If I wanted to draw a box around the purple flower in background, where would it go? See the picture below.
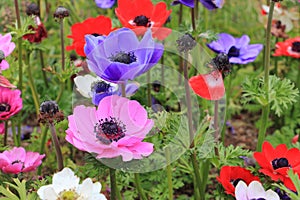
[172,0,224,10]
[207,33,263,64]
[95,0,115,9]
[84,28,164,83]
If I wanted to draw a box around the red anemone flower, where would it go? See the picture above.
[254,141,300,191]
[217,166,260,196]
[66,16,114,57]
[273,36,300,59]
[23,16,47,43]
[115,0,172,40]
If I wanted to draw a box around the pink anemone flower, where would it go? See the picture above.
[0,123,4,135]
[0,147,45,174]
[0,86,22,120]
[66,95,154,162]
[0,33,15,71]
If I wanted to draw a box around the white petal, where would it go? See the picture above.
[265,189,280,200]
[235,181,248,200]
[74,75,99,98]
[37,186,58,200]
[52,168,80,194]
[279,16,294,32]
[78,178,106,199]
[247,181,266,199]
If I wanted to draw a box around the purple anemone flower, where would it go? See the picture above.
[95,0,115,9]
[84,28,164,83]
[207,33,263,64]
[172,0,224,10]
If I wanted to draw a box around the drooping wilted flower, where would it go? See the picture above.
[66,95,154,162]
[84,28,164,83]
[37,167,107,200]
[0,147,45,174]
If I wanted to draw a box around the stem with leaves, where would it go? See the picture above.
[256,0,275,151]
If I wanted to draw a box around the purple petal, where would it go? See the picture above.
[171,0,194,8]
[95,0,115,9]
[207,33,235,53]
[235,35,250,49]
[200,0,218,10]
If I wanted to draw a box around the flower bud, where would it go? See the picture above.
[26,3,40,16]
[176,33,197,53]
[38,100,64,124]
[53,6,69,19]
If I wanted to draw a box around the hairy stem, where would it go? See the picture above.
[39,50,49,87]
[3,121,8,146]
[109,168,118,200]
[60,19,65,71]
[49,123,64,170]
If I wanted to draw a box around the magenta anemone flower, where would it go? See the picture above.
[0,147,45,174]
[207,33,263,64]
[0,33,15,71]
[0,86,22,120]
[66,95,154,162]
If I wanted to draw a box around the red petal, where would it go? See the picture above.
[189,71,225,100]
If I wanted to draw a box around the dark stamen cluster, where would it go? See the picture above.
[91,81,111,94]
[133,15,151,27]
[176,33,197,53]
[0,103,11,112]
[272,158,290,170]
[211,53,232,77]
[26,3,40,16]
[53,6,69,19]
[0,50,5,63]
[38,100,64,124]
[110,51,137,64]
[292,41,300,53]
[94,117,126,144]
[228,46,240,57]
[231,178,243,187]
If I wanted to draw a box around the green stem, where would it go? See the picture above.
[38,126,48,175]
[214,100,219,141]
[165,147,173,200]
[39,50,49,87]
[26,52,40,117]
[134,174,147,200]
[161,47,165,86]
[11,120,19,146]
[274,38,279,76]
[60,19,65,71]
[191,8,196,31]
[256,1,275,151]
[49,123,64,170]
[221,74,232,143]
[3,121,8,146]
[296,65,300,90]
[55,82,65,103]
[147,71,151,107]
[109,168,118,200]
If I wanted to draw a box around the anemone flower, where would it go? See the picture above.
[0,86,22,120]
[216,166,260,196]
[84,28,164,83]
[207,33,263,64]
[23,16,47,43]
[67,15,114,57]
[37,167,107,200]
[95,0,115,9]
[66,95,154,162]
[235,181,280,200]
[0,147,45,174]
[261,3,299,32]
[0,33,15,71]
[273,36,300,59]
[253,141,300,191]
[171,0,225,10]
[115,0,172,40]
[74,74,139,105]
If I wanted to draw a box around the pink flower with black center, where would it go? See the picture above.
[66,95,154,162]
[0,86,22,120]
[0,147,45,174]
[0,33,15,71]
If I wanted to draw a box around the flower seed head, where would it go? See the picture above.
[26,3,40,16]
[53,6,69,19]
[38,100,64,124]
[176,33,197,53]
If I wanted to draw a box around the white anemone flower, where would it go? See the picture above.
[235,181,279,200]
[37,167,107,200]
[262,3,299,32]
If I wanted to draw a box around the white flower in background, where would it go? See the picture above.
[37,167,107,200]
[235,181,280,200]
[261,3,299,32]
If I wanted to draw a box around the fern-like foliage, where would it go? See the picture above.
[242,75,299,117]
[0,179,38,200]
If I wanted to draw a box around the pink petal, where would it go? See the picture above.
[0,60,9,70]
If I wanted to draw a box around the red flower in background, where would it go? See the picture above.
[254,141,300,191]
[115,0,172,40]
[273,36,300,59]
[23,16,47,43]
[66,16,114,57]
[217,166,260,196]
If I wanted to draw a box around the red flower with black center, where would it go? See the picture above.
[115,0,172,40]
[66,16,114,57]
[217,166,260,196]
[23,16,47,43]
[254,141,300,191]
[273,36,300,59]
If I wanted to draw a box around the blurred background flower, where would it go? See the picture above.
[0,33,15,71]
[95,0,115,9]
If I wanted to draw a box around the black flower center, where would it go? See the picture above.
[110,51,137,64]
[272,158,290,170]
[228,46,240,57]
[91,81,111,94]
[94,117,126,144]
[91,33,102,37]
[291,41,300,53]
[133,15,150,27]
[250,199,266,200]
[0,50,5,63]
[0,103,11,112]
[231,178,244,187]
